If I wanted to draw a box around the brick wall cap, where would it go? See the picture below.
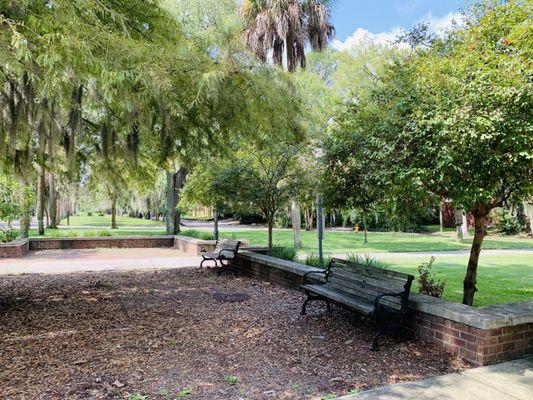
[30,235,174,242]
[238,251,322,277]
[0,238,30,247]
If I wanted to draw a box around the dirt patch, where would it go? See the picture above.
[0,268,466,399]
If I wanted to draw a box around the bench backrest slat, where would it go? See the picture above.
[325,258,414,311]
[327,275,402,306]
[330,258,411,283]
[215,240,241,252]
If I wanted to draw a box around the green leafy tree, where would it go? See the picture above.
[241,0,334,72]
[329,1,532,305]
[183,142,301,250]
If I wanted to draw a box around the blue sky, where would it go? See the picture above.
[330,0,467,49]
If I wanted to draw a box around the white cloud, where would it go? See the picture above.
[332,11,464,52]
[419,11,464,34]
[332,26,406,51]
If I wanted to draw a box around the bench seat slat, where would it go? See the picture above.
[326,283,402,310]
[327,277,402,305]
[301,284,374,314]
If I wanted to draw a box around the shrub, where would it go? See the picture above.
[97,211,105,217]
[270,246,297,262]
[0,229,18,243]
[301,252,332,269]
[223,375,238,385]
[87,211,93,216]
[83,230,112,237]
[493,208,522,235]
[346,253,391,269]
[418,257,445,298]
[46,230,79,238]
[181,229,214,240]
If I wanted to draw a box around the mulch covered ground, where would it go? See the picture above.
[0,268,466,399]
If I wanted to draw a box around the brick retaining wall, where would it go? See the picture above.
[0,235,248,258]
[234,251,533,366]
[0,239,30,258]
[29,236,175,250]
[0,236,176,257]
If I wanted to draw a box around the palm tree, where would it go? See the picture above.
[241,0,334,72]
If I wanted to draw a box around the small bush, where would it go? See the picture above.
[301,253,332,269]
[175,389,192,398]
[0,228,18,243]
[270,246,298,262]
[346,253,391,269]
[97,211,105,217]
[493,208,522,235]
[181,229,214,240]
[83,230,112,237]
[46,230,80,238]
[418,257,445,298]
[223,375,238,385]
[87,211,93,216]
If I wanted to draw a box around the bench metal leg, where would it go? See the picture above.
[372,327,384,351]
[301,293,331,315]
[200,257,217,268]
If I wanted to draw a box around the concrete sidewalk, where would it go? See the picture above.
[0,248,201,275]
[341,357,533,400]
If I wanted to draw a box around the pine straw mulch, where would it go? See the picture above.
[0,268,466,400]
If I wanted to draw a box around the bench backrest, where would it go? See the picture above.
[215,240,241,258]
[325,258,414,311]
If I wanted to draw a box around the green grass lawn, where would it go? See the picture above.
[372,253,533,307]
[61,214,164,227]
[217,228,533,253]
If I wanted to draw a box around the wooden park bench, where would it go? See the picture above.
[200,240,241,268]
[300,257,414,350]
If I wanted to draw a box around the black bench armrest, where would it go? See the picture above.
[303,270,328,285]
[373,291,407,312]
[217,241,241,259]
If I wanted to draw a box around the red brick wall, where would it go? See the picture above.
[403,311,532,366]
[29,237,174,250]
[0,239,30,258]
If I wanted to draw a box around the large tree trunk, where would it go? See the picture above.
[166,171,176,235]
[267,216,274,253]
[525,202,533,235]
[110,193,118,229]
[439,202,444,234]
[303,206,313,231]
[213,208,219,241]
[290,201,302,249]
[454,207,468,241]
[48,173,58,229]
[19,179,31,238]
[462,210,488,306]
[165,167,187,235]
[36,166,46,235]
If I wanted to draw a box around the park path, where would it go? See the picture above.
[339,356,532,400]
[0,248,201,275]
[0,247,532,276]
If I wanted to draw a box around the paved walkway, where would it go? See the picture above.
[1,247,532,276]
[340,356,533,400]
[0,248,201,275]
